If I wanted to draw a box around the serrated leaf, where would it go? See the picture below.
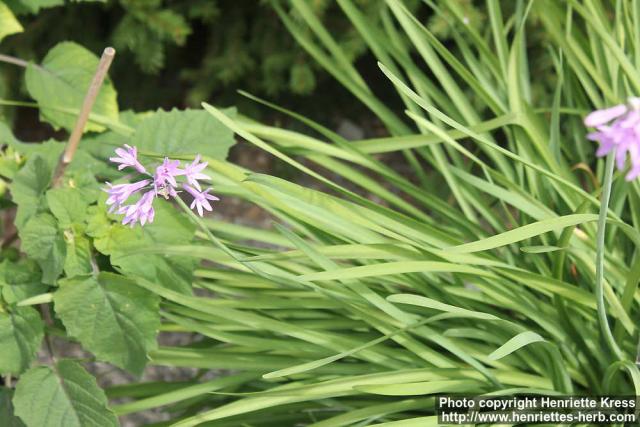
[0,388,25,427]
[54,273,160,374]
[11,154,55,230]
[46,188,90,227]
[132,108,236,160]
[12,360,118,427]
[6,134,64,158]
[20,213,65,284]
[0,1,23,42]
[62,227,93,277]
[89,197,197,295]
[62,164,102,204]
[25,42,118,132]
[0,259,46,304]
[0,306,43,374]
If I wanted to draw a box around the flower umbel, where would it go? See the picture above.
[585,97,640,181]
[104,146,218,226]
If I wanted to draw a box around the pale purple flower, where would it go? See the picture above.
[109,144,147,174]
[584,104,628,127]
[181,155,210,191]
[154,157,182,192]
[104,145,220,226]
[119,190,156,227]
[585,97,640,181]
[104,179,150,213]
[183,184,219,216]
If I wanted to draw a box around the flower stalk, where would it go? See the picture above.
[595,151,623,361]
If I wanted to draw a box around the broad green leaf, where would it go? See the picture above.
[0,388,25,427]
[20,213,65,284]
[132,107,236,161]
[54,273,160,374]
[46,188,90,227]
[0,259,46,304]
[62,227,93,277]
[61,164,101,205]
[0,149,21,180]
[12,360,118,427]
[0,2,23,42]
[5,136,64,161]
[25,42,118,131]
[488,331,545,361]
[89,199,197,295]
[0,306,43,374]
[11,153,56,230]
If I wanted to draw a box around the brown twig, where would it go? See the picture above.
[52,47,116,187]
[0,53,29,68]
[0,53,47,72]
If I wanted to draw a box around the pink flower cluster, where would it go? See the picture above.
[585,98,640,181]
[104,145,218,226]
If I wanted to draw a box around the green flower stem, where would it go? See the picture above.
[174,196,267,279]
[174,195,352,305]
[595,152,624,362]
[174,196,241,260]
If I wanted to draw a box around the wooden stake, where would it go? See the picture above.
[53,47,115,186]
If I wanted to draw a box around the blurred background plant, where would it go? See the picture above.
[0,0,388,116]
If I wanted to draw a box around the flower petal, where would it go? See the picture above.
[584,104,627,127]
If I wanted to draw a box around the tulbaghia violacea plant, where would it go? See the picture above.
[584,97,640,180]
[104,145,219,226]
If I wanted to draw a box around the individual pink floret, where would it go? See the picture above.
[104,179,151,213]
[585,98,640,181]
[183,184,219,217]
[181,155,211,191]
[109,144,147,174]
[119,190,156,227]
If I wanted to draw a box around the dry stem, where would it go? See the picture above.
[52,47,115,186]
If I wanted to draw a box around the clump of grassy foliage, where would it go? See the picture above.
[2,1,639,426]
[105,1,640,425]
